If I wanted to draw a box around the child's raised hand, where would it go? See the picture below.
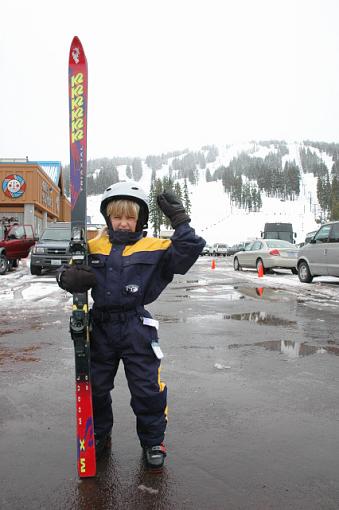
[156,191,190,228]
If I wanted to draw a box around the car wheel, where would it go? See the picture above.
[30,264,42,276]
[8,259,19,270]
[256,258,265,275]
[0,255,9,275]
[291,267,298,275]
[233,257,241,271]
[298,261,313,283]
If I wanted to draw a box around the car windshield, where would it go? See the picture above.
[265,231,292,241]
[41,228,71,241]
[218,244,227,248]
[266,240,293,248]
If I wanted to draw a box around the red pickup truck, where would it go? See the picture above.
[0,220,36,275]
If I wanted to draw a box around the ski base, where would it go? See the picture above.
[76,379,96,477]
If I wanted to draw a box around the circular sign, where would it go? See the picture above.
[2,174,26,198]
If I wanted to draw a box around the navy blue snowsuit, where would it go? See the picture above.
[87,222,205,447]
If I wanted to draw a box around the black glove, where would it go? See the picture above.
[56,264,97,293]
[157,191,190,228]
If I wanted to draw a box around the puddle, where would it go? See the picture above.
[174,279,207,289]
[235,286,295,301]
[188,285,244,301]
[223,312,297,328]
[182,345,216,350]
[229,340,339,358]
[156,313,241,324]
[0,344,41,364]
[156,315,181,323]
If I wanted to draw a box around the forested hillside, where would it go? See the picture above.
[63,140,339,225]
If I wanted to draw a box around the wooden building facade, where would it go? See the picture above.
[0,159,70,236]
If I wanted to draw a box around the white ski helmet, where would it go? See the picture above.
[100,181,149,230]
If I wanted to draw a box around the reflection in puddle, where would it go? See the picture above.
[156,312,297,325]
[156,313,219,323]
[234,286,294,301]
[223,312,297,328]
[229,340,339,358]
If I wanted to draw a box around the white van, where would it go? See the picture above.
[297,221,339,282]
[212,243,228,256]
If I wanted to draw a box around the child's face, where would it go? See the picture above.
[110,213,137,232]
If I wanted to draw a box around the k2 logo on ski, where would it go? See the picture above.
[72,47,80,64]
[71,73,85,144]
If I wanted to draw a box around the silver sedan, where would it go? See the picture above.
[233,239,299,275]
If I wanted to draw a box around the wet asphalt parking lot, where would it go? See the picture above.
[0,257,339,509]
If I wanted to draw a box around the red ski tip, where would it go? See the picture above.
[69,36,86,66]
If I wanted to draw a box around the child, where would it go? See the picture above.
[57,181,205,470]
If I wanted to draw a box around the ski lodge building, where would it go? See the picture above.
[0,159,71,236]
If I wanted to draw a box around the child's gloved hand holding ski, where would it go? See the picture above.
[156,191,190,228]
[57,264,97,293]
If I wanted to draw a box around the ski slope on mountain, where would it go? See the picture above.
[87,142,325,246]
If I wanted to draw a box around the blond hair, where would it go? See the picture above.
[94,199,140,240]
[106,199,139,219]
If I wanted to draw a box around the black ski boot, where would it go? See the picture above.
[143,443,166,470]
[95,433,111,460]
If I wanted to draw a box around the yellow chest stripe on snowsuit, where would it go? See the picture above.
[122,237,171,256]
[88,235,171,256]
[88,236,112,255]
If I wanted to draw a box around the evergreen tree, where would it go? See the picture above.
[256,188,262,210]
[183,179,191,215]
[132,158,143,181]
[205,168,213,182]
[325,174,332,211]
[317,175,331,216]
[330,176,339,220]
[206,145,219,163]
[148,178,163,236]
[126,165,132,178]
[174,182,182,201]
[162,176,174,193]
[198,152,206,169]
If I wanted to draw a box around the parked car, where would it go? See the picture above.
[233,239,299,274]
[201,244,212,256]
[297,221,339,283]
[304,230,317,244]
[30,222,71,275]
[0,218,36,275]
[229,241,253,255]
[227,244,240,256]
[212,243,228,256]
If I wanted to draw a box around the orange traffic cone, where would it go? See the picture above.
[257,261,264,278]
[256,287,264,297]
[211,259,216,270]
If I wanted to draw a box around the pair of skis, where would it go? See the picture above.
[68,36,96,477]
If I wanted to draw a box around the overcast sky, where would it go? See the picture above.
[1,0,339,165]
